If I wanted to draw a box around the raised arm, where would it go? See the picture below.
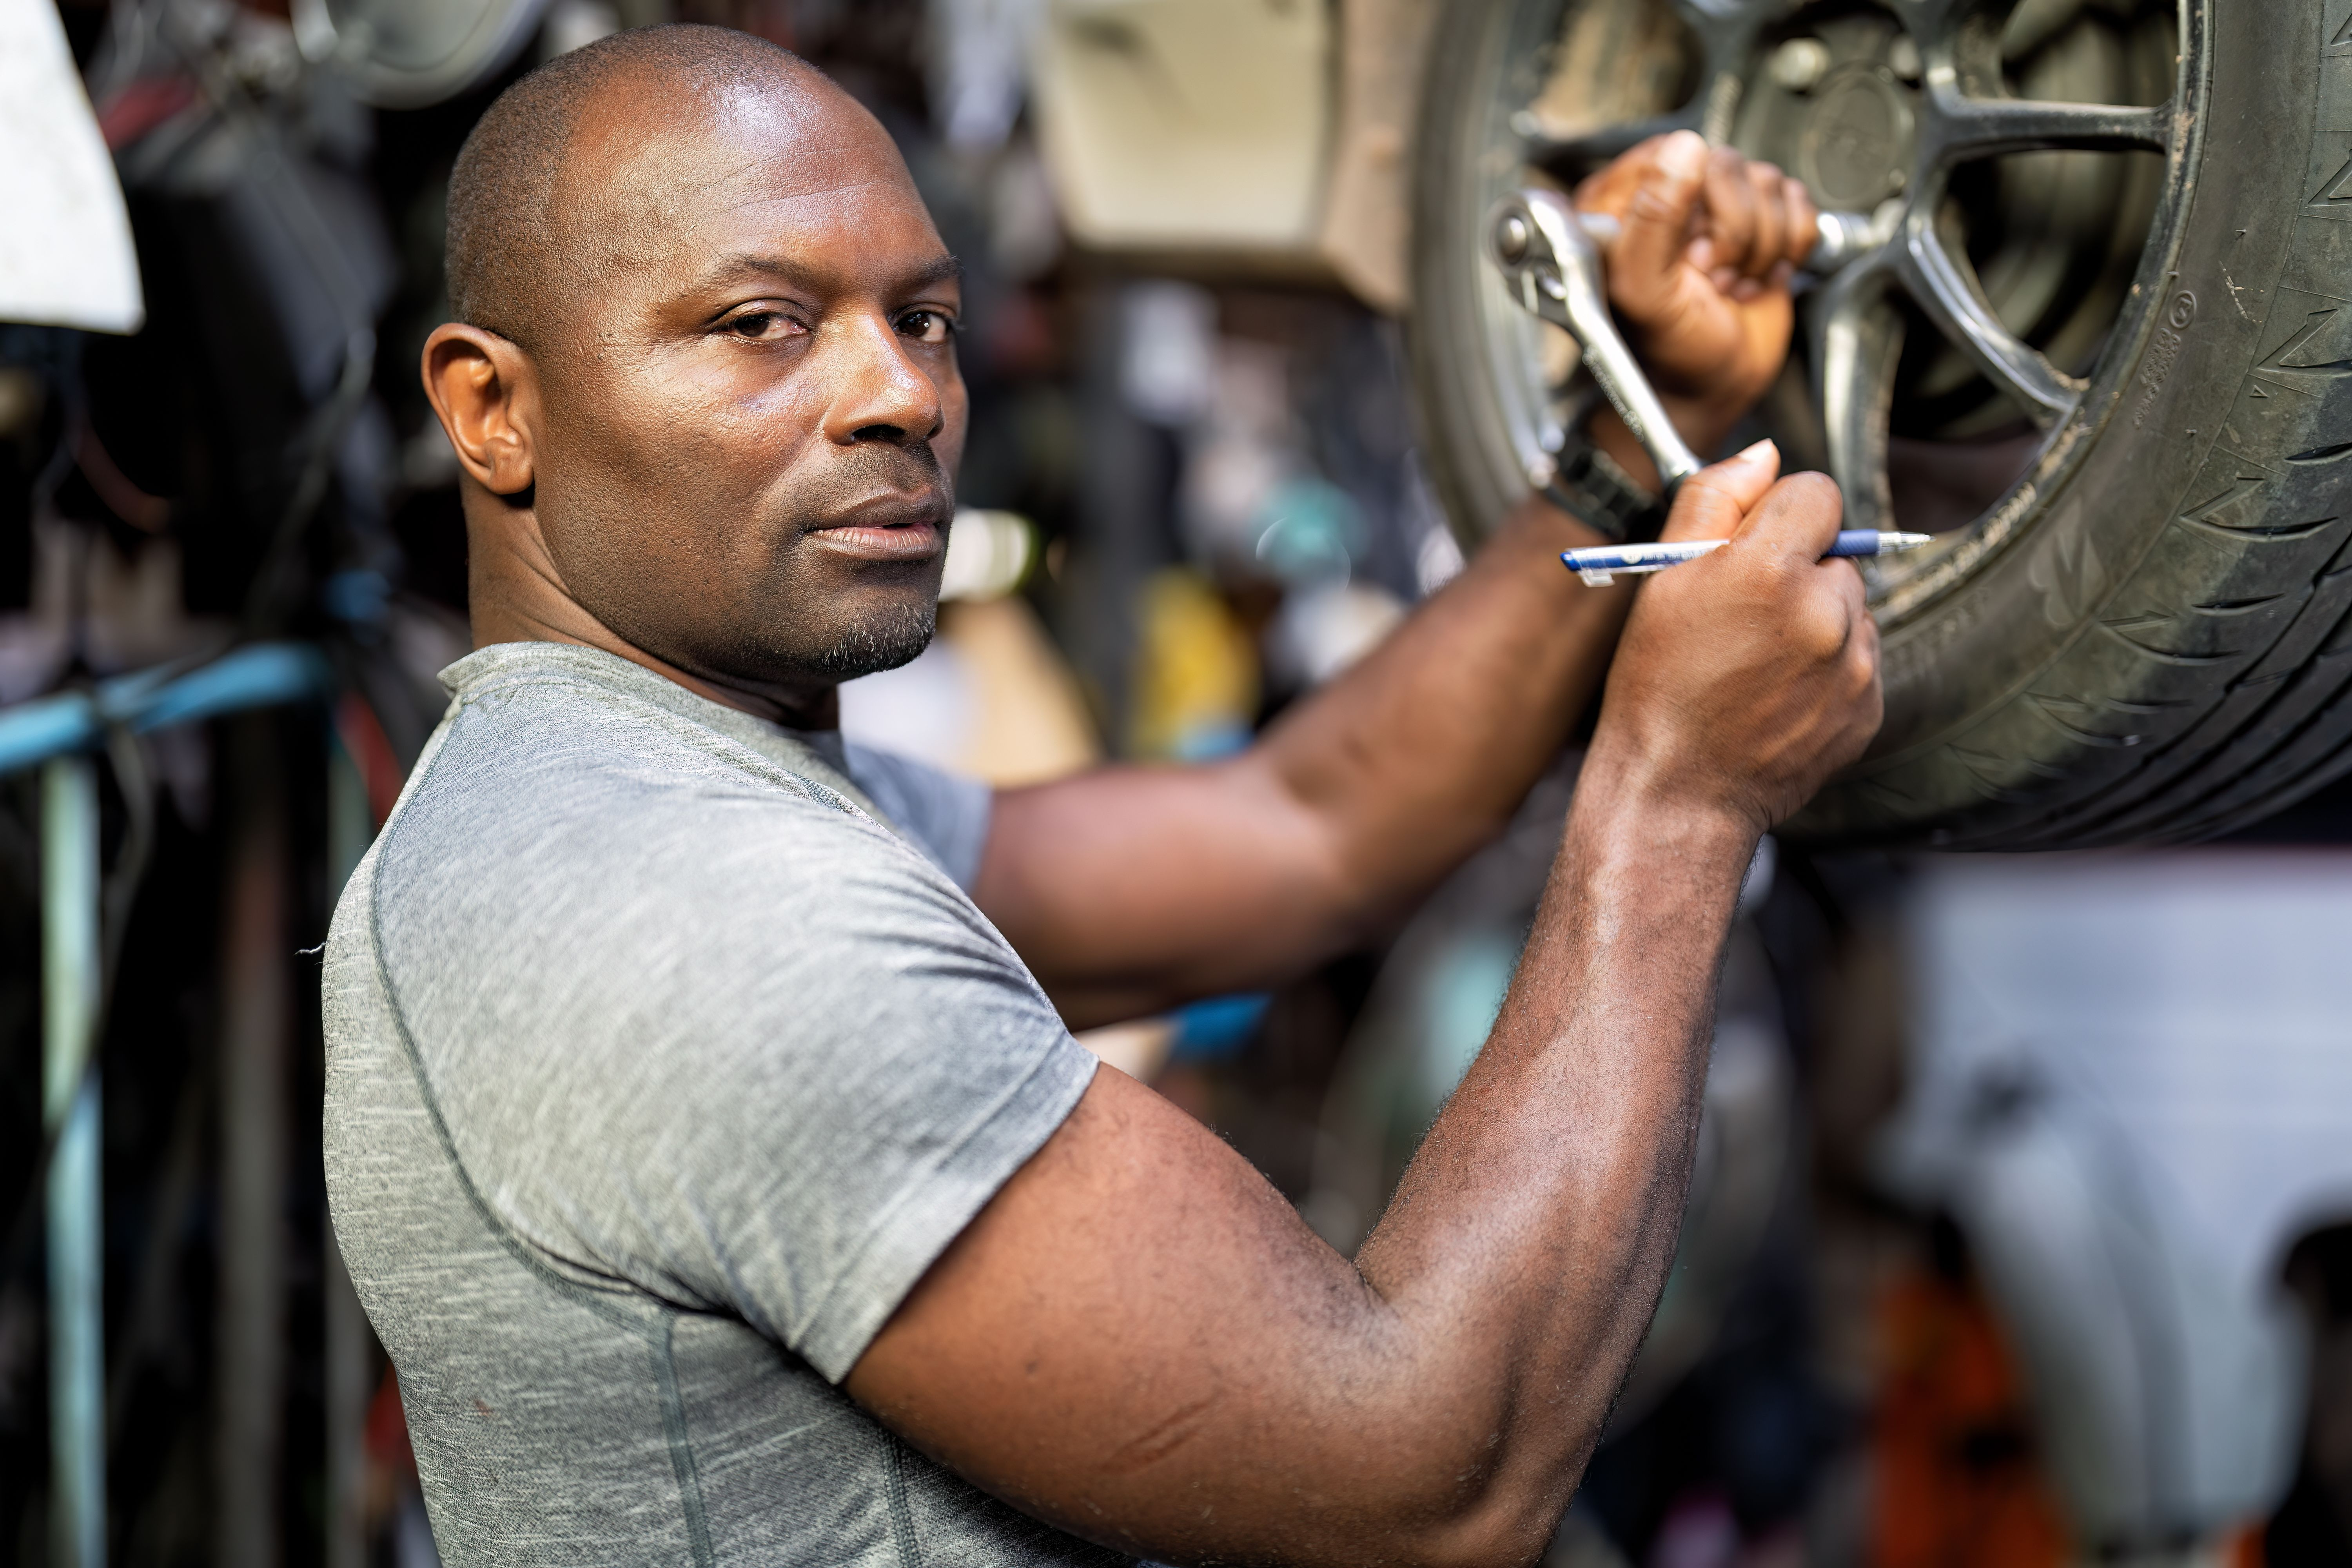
[972,132,1817,1027]
[849,457,1881,1566]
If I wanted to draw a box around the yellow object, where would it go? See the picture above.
[1127,568,1259,761]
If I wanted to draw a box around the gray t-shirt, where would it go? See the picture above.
[323,642,1124,1566]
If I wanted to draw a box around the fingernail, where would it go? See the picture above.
[1657,130,1706,181]
[1733,438,1778,466]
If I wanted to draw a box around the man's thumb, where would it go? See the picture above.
[1610,130,1708,309]
[1659,439,1780,543]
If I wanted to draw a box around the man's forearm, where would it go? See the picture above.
[1249,498,1631,898]
[979,497,1631,1023]
[1345,756,1755,1559]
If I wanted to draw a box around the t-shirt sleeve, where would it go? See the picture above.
[840,740,993,893]
[375,768,1092,1384]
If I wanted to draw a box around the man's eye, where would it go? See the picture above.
[727,311,801,340]
[898,310,956,346]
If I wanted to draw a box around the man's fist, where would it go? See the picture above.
[1592,439,1882,833]
[1575,131,1817,467]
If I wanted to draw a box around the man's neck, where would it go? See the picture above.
[465,507,842,731]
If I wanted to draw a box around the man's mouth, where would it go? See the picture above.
[810,519,941,561]
[807,499,948,564]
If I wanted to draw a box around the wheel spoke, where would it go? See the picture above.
[1521,110,1699,175]
[1668,0,1782,52]
[1882,0,1951,25]
[1811,263,1905,535]
[1668,0,1776,22]
[1928,96,2170,161]
[1898,219,2084,425]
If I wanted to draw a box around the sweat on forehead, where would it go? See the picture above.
[444,24,880,347]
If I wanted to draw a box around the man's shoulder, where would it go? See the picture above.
[408,705,900,900]
[360,661,965,1011]
[430,645,839,802]
[413,641,1012,910]
[399,650,888,860]
[347,642,1036,1115]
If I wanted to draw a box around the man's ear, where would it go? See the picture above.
[422,323,537,496]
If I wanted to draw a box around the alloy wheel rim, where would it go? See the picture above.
[1467,0,2200,621]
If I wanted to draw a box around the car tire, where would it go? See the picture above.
[1410,0,2352,846]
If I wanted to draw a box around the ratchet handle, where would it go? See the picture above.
[1492,189,1704,493]
[1575,206,1876,276]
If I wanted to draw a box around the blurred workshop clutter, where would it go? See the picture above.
[3,3,2351,1568]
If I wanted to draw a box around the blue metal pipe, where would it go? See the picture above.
[11,642,335,1567]
[44,756,103,1568]
[0,644,334,777]
[0,698,97,780]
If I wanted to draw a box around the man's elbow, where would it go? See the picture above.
[1328,1425,1593,1568]
[1441,1463,1603,1568]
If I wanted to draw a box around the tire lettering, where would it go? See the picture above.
[2132,300,2194,428]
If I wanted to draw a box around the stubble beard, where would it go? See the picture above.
[806,594,938,679]
[793,441,948,679]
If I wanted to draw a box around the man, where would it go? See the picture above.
[325,24,1878,1568]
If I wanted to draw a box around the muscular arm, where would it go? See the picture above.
[974,498,1627,1027]
[850,459,1882,1566]
[972,132,1817,1027]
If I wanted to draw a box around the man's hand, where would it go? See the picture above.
[851,450,1881,1568]
[1576,130,1817,485]
[1590,438,1883,834]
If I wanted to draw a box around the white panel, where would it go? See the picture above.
[0,0,144,334]
[1900,850,2352,1296]
[1033,0,1329,253]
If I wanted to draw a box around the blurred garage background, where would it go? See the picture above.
[0,1,2348,1565]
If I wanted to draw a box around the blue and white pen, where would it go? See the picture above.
[1562,530,1931,586]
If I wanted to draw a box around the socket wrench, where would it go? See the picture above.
[1486,188,1881,495]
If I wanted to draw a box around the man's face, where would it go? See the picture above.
[522,73,967,692]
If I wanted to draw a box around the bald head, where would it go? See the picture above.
[421,21,967,723]
[446,25,860,347]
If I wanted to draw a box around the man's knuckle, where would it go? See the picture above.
[1626,186,1682,226]
[1799,594,1851,659]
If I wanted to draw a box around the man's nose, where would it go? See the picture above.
[817,314,943,448]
